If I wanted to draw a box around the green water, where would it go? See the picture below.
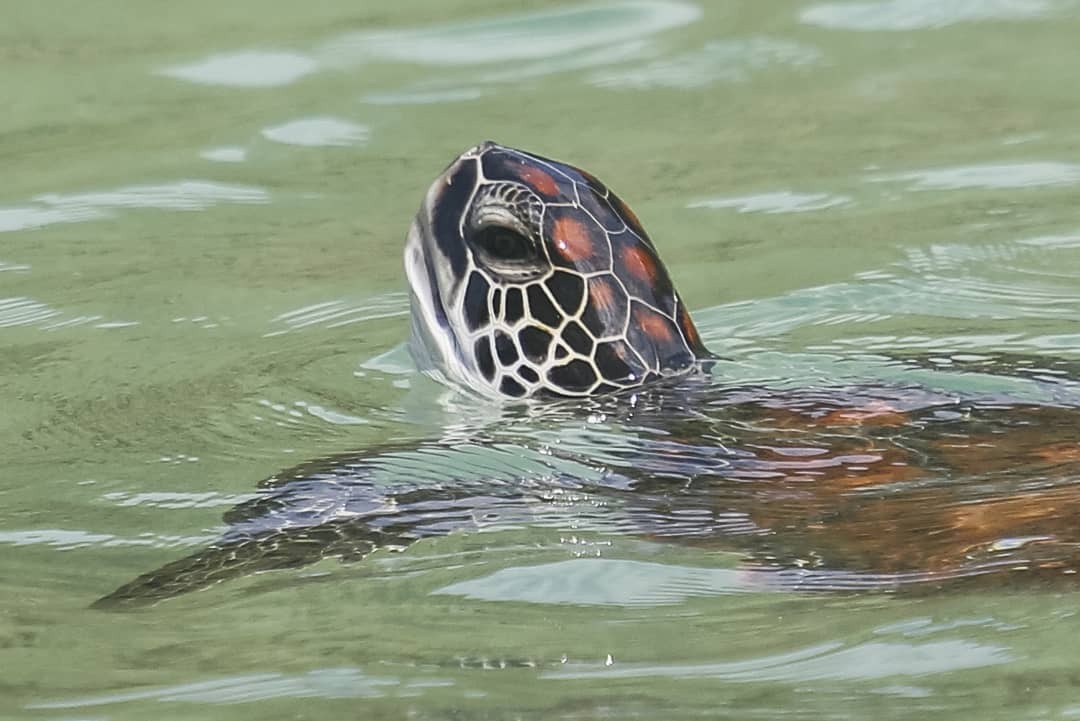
[3,0,1080,718]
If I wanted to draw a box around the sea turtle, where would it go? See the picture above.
[96,143,1080,607]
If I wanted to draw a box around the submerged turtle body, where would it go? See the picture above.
[96,144,1080,607]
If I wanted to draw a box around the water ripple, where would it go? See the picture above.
[868,161,1080,190]
[28,668,405,708]
[317,1,701,67]
[265,294,409,336]
[801,0,1058,31]
[590,37,821,90]
[200,146,248,163]
[102,491,256,509]
[545,639,1012,681]
[0,297,137,331]
[695,229,1080,357]
[0,529,215,550]
[160,51,319,88]
[0,205,106,233]
[159,2,701,95]
[688,190,852,214]
[362,88,485,105]
[261,117,369,147]
[0,181,270,234]
[434,558,756,606]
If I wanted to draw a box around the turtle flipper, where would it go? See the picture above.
[91,511,445,608]
[92,524,379,609]
[93,454,538,608]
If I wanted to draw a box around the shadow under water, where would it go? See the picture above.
[96,354,1080,608]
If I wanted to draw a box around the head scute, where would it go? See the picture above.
[405,141,710,399]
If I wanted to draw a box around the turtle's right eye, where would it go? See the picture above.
[472,226,534,262]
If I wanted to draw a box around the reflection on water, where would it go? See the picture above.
[869,161,1080,190]
[159,1,701,90]
[260,117,369,147]
[362,88,486,106]
[265,294,409,336]
[317,1,700,67]
[160,51,319,88]
[435,558,756,606]
[694,229,1080,359]
[0,297,137,331]
[0,181,270,233]
[200,146,248,163]
[0,528,216,550]
[28,669,404,707]
[801,0,1060,31]
[688,190,852,214]
[546,638,1012,681]
[589,37,821,89]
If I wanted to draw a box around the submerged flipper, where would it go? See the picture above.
[94,448,545,608]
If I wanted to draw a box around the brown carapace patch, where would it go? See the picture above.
[588,274,619,310]
[930,408,1080,474]
[518,164,560,198]
[817,401,911,428]
[620,243,659,285]
[1035,443,1080,464]
[633,303,676,345]
[551,215,599,264]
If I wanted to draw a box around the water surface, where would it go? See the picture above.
[3,1,1080,719]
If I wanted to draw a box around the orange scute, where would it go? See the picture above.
[622,243,657,284]
[551,216,597,263]
[589,276,618,310]
[636,305,675,344]
[519,165,560,197]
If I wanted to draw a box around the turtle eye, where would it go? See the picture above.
[473,226,534,262]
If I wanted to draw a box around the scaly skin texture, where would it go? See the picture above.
[405,142,709,398]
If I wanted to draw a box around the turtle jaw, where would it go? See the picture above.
[405,216,470,389]
[404,157,485,393]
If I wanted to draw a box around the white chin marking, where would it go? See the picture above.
[404,224,483,394]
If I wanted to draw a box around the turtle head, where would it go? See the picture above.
[405,141,709,398]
